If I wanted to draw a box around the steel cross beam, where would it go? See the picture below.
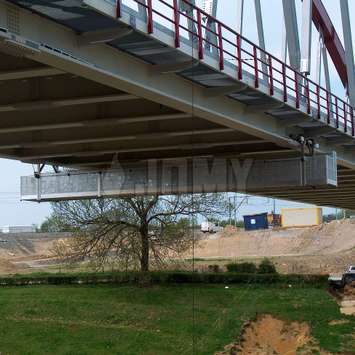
[282,0,301,71]
[179,0,197,41]
[312,0,348,89]
[301,0,312,74]
[202,0,218,55]
[339,0,355,106]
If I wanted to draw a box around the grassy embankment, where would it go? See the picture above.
[0,282,353,354]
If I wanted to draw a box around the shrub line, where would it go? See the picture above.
[0,271,329,287]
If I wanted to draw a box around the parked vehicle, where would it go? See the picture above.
[328,266,355,289]
[201,221,221,234]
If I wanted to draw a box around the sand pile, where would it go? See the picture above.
[195,219,355,259]
[216,315,333,355]
[0,259,21,274]
[344,282,355,298]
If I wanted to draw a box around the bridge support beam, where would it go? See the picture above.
[340,0,355,106]
[282,0,301,70]
[21,155,337,202]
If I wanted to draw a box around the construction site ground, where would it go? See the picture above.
[185,219,355,276]
[0,219,354,276]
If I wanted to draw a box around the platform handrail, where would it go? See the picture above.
[116,0,354,136]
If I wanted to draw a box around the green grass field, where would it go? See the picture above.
[0,284,353,354]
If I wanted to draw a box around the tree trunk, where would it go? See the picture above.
[140,225,149,272]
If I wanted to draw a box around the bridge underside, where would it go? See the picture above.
[0,52,286,166]
[0,0,354,209]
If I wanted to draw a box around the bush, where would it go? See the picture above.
[226,262,257,274]
[0,271,328,287]
[208,265,220,273]
[258,258,277,274]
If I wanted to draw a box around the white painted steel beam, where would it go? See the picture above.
[180,0,197,40]
[0,113,191,134]
[0,128,235,149]
[340,0,355,106]
[236,0,244,35]
[203,0,218,54]
[0,67,64,81]
[153,61,198,74]
[19,140,270,161]
[254,0,267,77]
[138,0,147,20]
[0,94,138,112]
[315,32,332,92]
[282,0,301,70]
[78,27,133,46]
[301,0,312,74]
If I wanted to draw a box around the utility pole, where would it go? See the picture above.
[234,194,237,226]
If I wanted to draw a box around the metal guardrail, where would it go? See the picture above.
[115,0,355,136]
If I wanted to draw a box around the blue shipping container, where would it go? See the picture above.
[243,213,269,231]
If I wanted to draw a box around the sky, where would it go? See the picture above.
[0,0,353,226]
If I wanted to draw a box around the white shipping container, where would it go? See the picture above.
[281,208,322,228]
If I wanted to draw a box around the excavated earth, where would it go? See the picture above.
[191,219,355,275]
[0,232,70,274]
[216,314,351,355]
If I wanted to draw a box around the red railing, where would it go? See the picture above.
[116,0,355,137]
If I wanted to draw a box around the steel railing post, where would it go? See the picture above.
[218,23,224,70]
[253,46,259,88]
[335,96,339,128]
[173,0,180,48]
[197,10,203,60]
[268,56,274,96]
[282,63,287,102]
[316,85,321,119]
[147,0,153,34]
[306,79,311,114]
[344,101,348,133]
[116,0,121,18]
[295,72,300,109]
[236,34,242,80]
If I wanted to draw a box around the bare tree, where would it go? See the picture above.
[51,194,229,272]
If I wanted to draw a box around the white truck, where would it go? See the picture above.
[329,265,355,289]
[201,221,222,234]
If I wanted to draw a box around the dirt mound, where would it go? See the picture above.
[216,315,332,355]
[220,225,240,238]
[344,282,355,298]
[195,219,355,260]
[0,258,22,274]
